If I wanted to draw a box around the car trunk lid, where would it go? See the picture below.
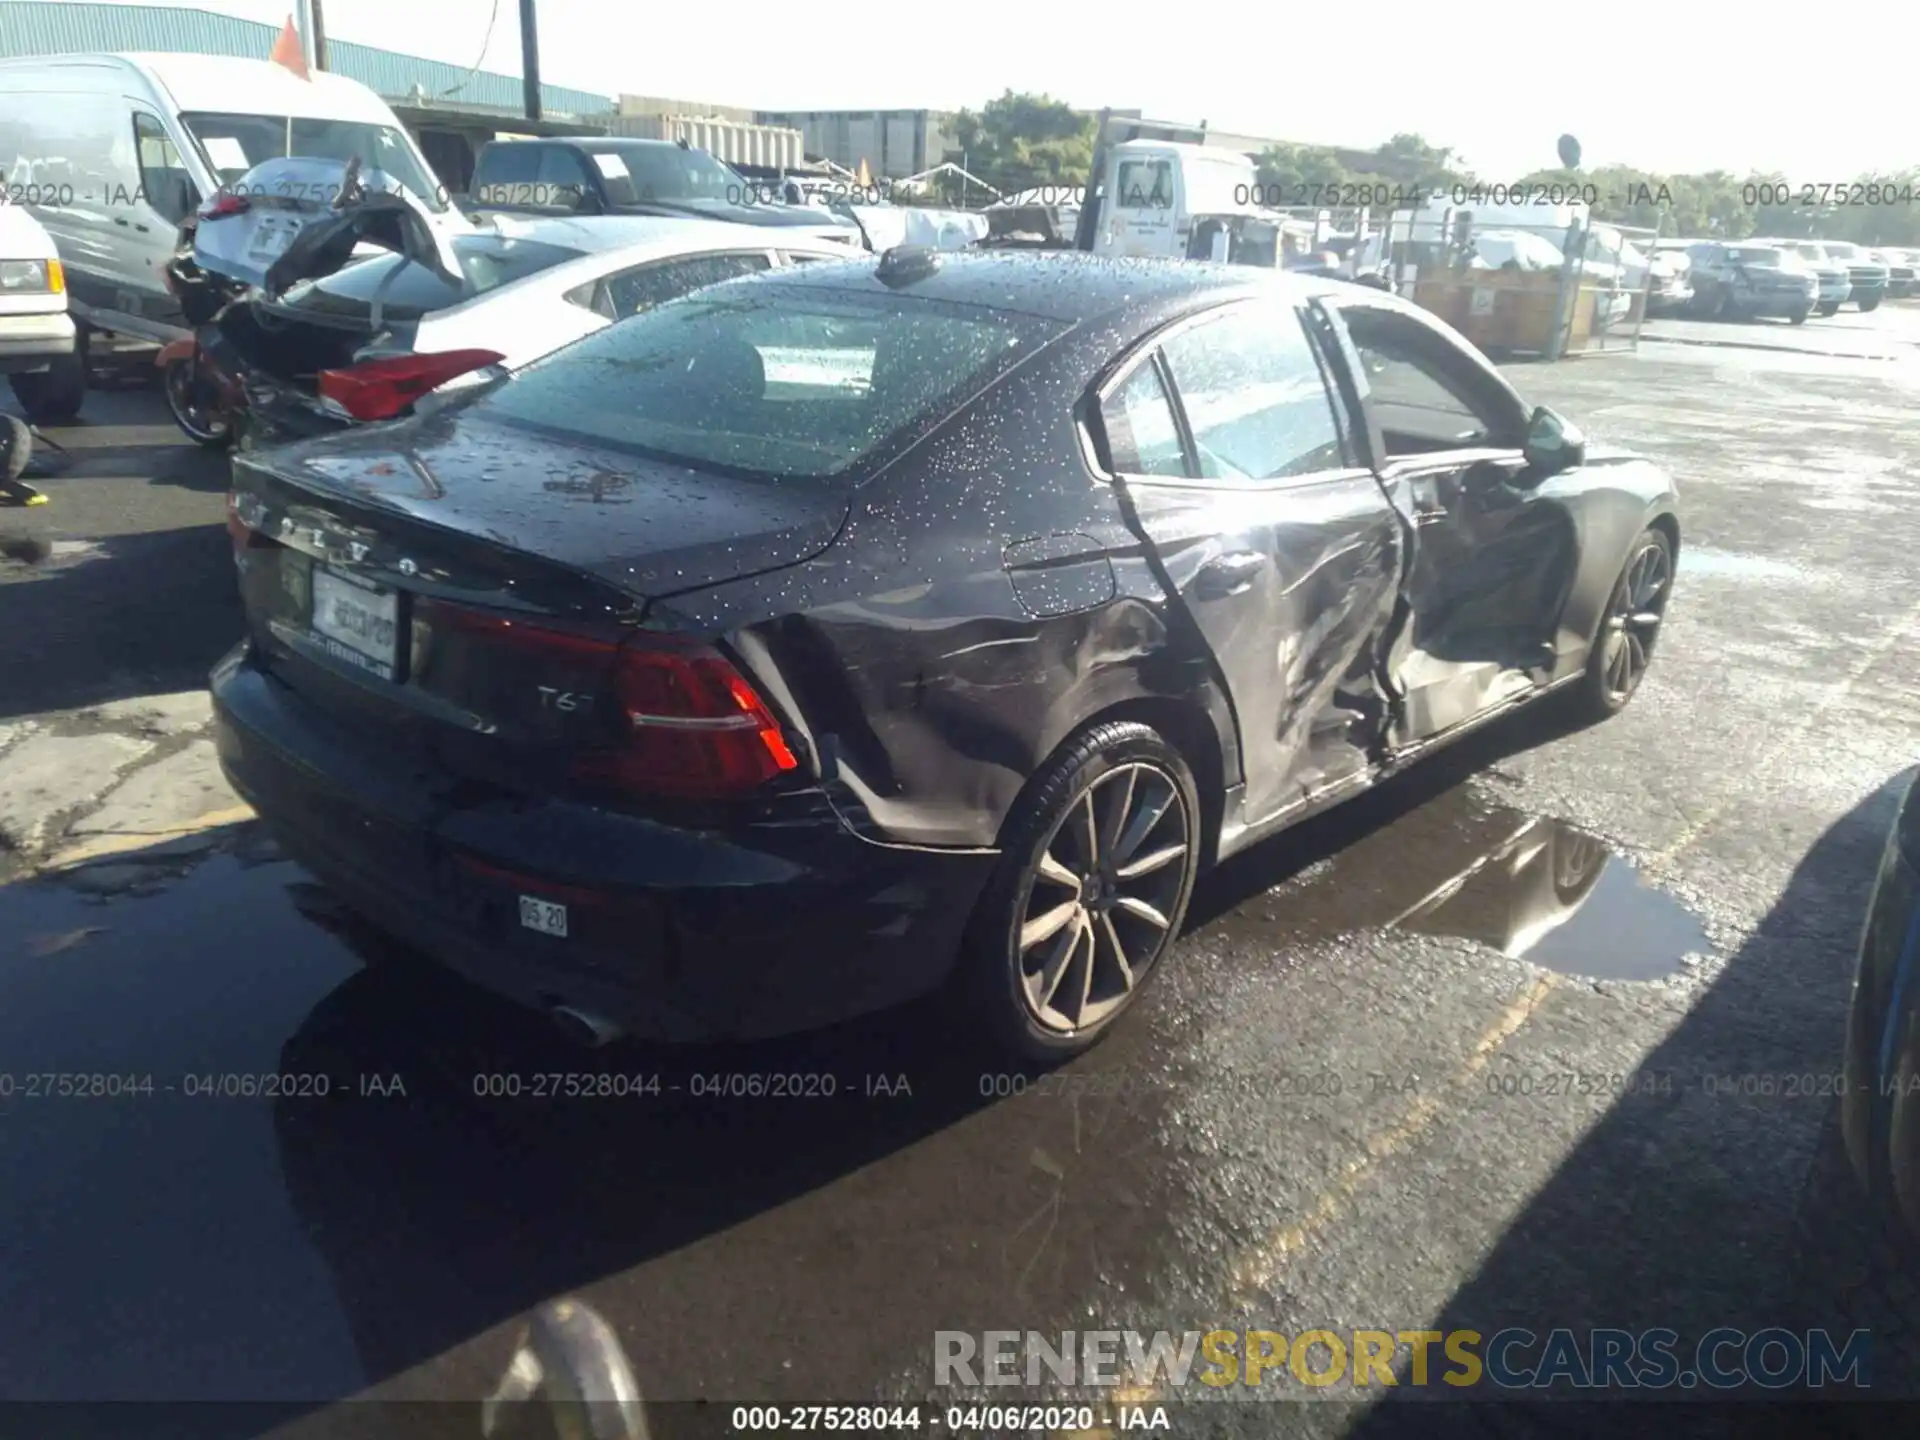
[227,414,845,787]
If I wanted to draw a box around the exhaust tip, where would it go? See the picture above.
[549,1004,624,1049]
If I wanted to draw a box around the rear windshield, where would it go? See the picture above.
[473,285,1065,482]
[181,112,445,213]
[276,235,584,323]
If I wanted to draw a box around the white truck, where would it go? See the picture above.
[1073,116,1287,268]
[0,193,79,421]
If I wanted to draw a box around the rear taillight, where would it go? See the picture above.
[317,349,505,422]
[572,632,799,800]
[203,192,251,220]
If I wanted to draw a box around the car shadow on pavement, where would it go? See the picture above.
[0,522,241,721]
[1341,766,1918,1439]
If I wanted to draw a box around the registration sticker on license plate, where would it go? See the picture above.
[519,895,568,937]
[309,565,399,679]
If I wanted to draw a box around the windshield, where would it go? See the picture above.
[275,235,583,323]
[181,111,446,213]
[475,285,1065,482]
[1822,241,1861,259]
[1728,247,1781,266]
[1114,159,1175,211]
[583,145,743,205]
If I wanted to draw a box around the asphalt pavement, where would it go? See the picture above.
[2,310,1919,1436]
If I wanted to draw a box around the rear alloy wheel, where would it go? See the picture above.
[163,357,235,449]
[1570,527,1673,722]
[962,722,1201,1063]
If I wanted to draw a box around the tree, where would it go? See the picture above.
[947,91,1096,197]
[1367,132,1469,191]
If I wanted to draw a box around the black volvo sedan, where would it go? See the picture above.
[212,249,1681,1060]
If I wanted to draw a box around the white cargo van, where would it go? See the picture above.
[0,52,451,356]
[1089,140,1265,260]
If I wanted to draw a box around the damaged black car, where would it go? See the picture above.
[211,249,1680,1061]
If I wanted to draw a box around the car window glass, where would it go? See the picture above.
[278,235,583,322]
[1102,360,1187,477]
[480,288,1063,483]
[1158,304,1344,483]
[536,148,594,211]
[133,113,193,224]
[603,252,771,321]
[1339,307,1506,456]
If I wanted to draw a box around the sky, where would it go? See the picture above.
[58,0,1920,180]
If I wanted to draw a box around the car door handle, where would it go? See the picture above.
[1194,551,1265,599]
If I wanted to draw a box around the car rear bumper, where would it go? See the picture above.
[210,641,996,1042]
[1842,780,1920,1234]
[0,311,75,372]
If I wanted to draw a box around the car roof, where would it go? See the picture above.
[732,249,1335,324]
[475,213,836,257]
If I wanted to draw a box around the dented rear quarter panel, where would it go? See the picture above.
[652,314,1241,852]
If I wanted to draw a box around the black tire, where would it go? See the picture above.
[1790,1108,1920,1399]
[1790,307,1810,325]
[956,721,1202,1064]
[1566,526,1673,725]
[1819,300,1842,317]
[8,329,87,423]
[1859,294,1883,313]
[162,357,236,450]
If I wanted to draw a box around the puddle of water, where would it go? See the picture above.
[1227,787,1711,983]
[1391,815,1710,982]
[1677,547,1808,582]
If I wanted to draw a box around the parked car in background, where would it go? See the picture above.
[1757,239,1853,315]
[196,211,849,447]
[0,192,81,421]
[1807,240,1888,311]
[0,50,456,385]
[1870,249,1914,299]
[1684,242,1816,323]
[212,250,1680,1061]
[1643,248,1694,315]
[466,138,863,249]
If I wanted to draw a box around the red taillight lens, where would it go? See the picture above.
[317,349,506,422]
[203,191,251,219]
[573,634,798,800]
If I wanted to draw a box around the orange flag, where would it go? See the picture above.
[270,16,310,79]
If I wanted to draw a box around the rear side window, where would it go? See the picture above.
[1102,362,1188,477]
[1158,304,1344,482]
[277,235,584,322]
[601,252,770,321]
[132,113,194,225]
[477,287,1065,482]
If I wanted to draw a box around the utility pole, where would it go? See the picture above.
[311,0,329,70]
[519,0,542,122]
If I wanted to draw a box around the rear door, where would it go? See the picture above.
[1322,297,1572,745]
[1102,298,1404,828]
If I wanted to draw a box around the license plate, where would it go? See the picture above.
[519,895,568,937]
[246,216,301,265]
[309,565,399,679]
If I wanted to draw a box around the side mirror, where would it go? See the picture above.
[1522,405,1585,478]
